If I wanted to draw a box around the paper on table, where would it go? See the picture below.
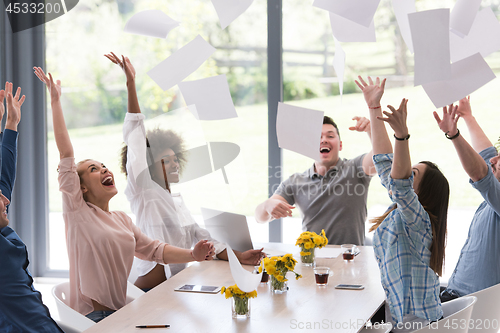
[124,10,179,39]
[313,0,380,28]
[329,12,375,43]
[147,35,216,91]
[391,0,416,54]
[408,9,451,86]
[422,53,496,108]
[450,0,482,38]
[276,103,324,161]
[211,0,254,30]
[332,38,346,100]
[450,8,500,63]
[315,247,342,258]
[226,245,262,293]
[178,75,237,121]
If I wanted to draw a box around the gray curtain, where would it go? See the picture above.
[1,9,48,276]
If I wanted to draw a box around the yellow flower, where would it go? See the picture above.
[296,274,302,280]
[304,242,313,250]
[221,284,257,299]
[266,265,276,276]
[300,251,311,256]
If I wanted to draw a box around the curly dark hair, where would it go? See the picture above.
[120,127,188,177]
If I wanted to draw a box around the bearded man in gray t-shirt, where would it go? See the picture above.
[255,116,376,245]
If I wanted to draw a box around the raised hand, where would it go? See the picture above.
[104,52,136,82]
[456,96,472,119]
[355,76,386,108]
[0,86,5,122]
[4,82,25,130]
[33,67,61,103]
[349,116,370,133]
[378,98,408,138]
[433,104,459,137]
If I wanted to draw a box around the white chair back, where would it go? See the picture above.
[411,296,477,332]
[51,282,95,333]
[468,283,500,333]
[126,280,145,303]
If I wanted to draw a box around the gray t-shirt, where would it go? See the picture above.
[275,154,372,245]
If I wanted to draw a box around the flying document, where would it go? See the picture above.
[408,9,451,86]
[422,53,496,108]
[329,12,375,43]
[147,35,216,91]
[277,103,324,161]
[450,0,482,37]
[211,0,254,29]
[313,0,380,28]
[124,10,179,38]
[332,38,346,100]
[391,0,416,53]
[450,7,500,63]
[178,75,237,121]
[226,245,262,293]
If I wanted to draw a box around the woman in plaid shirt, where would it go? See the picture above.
[356,76,449,327]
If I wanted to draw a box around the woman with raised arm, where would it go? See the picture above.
[104,53,264,291]
[33,67,214,323]
[356,76,449,327]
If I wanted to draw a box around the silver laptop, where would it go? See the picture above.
[201,207,254,252]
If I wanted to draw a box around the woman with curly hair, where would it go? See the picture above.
[106,53,264,291]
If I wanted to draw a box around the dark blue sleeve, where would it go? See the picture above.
[0,129,18,202]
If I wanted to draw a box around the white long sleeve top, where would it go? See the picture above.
[123,113,226,278]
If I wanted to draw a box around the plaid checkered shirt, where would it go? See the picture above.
[372,154,442,323]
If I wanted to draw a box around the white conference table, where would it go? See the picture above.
[83,244,385,333]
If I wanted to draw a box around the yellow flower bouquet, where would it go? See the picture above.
[221,284,257,318]
[260,254,302,293]
[295,230,328,265]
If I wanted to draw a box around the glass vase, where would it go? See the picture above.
[231,296,251,318]
[270,275,288,294]
[300,245,315,266]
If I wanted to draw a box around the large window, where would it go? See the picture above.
[41,0,500,281]
[45,0,269,271]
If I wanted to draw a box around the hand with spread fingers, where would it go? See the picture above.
[4,82,25,131]
[349,116,371,133]
[433,103,459,138]
[377,98,409,139]
[104,52,136,83]
[33,67,62,103]
[355,76,386,108]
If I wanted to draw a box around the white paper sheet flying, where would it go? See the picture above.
[329,12,375,42]
[124,10,179,39]
[276,103,324,161]
[313,0,380,28]
[450,0,482,37]
[147,35,216,91]
[315,247,342,258]
[422,53,496,108]
[391,0,416,54]
[211,0,254,30]
[408,9,451,86]
[332,38,346,100]
[178,74,237,121]
[226,245,262,293]
[450,8,500,63]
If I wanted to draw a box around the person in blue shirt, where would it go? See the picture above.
[357,76,450,327]
[434,96,500,301]
[0,82,63,333]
